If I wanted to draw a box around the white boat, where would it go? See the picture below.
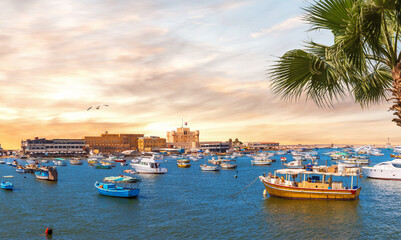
[131,154,167,174]
[362,159,401,180]
[251,159,272,165]
[284,160,304,169]
[200,164,219,171]
[26,158,37,164]
[394,146,401,153]
[53,160,67,166]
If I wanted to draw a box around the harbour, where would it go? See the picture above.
[1,148,401,239]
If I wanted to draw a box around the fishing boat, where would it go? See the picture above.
[362,159,401,180]
[35,167,58,181]
[131,154,167,174]
[11,160,18,167]
[16,165,26,173]
[177,162,191,168]
[280,157,287,162]
[1,182,13,190]
[220,162,237,169]
[259,168,361,200]
[95,175,140,198]
[390,154,401,158]
[69,158,83,165]
[208,158,221,165]
[200,164,219,171]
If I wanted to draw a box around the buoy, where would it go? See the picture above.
[234,175,237,178]
[263,189,267,196]
[45,227,53,235]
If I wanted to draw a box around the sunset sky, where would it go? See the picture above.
[0,0,399,149]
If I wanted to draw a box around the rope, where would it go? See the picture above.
[230,176,260,197]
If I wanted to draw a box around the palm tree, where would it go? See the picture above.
[270,0,401,126]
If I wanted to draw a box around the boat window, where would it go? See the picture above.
[393,164,401,168]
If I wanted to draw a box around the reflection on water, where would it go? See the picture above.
[262,198,361,239]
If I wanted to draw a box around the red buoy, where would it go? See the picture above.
[45,227,53,235]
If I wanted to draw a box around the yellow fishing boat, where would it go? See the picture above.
[390,154,401,158]
[259,168,361,200]
[177,162,191,168]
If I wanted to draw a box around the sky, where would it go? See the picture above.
[0,0,399,149]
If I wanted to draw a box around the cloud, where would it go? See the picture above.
[251,16,304,38]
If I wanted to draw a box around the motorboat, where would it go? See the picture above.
[177,158,190,163]
[35,167,58,181]
[95,175,140,198]
[280,157,287,162]
[220,162,237,169]
[362,159,401,180]
[131,154,167,174]
[259,168,361,200]
[284,160,304,169]
[93,163,112,169]
[200,164,219,171]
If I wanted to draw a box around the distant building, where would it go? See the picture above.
[84,131,144,154]
[138,136,167,152]
[167,127,200,149]
[246,142,279,149]
[200,141,230,153]
[21,138,86,156]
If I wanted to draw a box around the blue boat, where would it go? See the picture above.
[35,167,58,181]
[1,182,13,190]
[95,176,140,198]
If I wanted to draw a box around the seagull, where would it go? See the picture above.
[87,104,109,111]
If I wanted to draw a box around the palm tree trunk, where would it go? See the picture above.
[390,63,401,126]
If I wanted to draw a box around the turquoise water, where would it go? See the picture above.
[1,149,401,239]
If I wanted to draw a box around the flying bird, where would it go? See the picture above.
[87,104,109,111]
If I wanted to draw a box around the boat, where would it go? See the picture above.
[390,154,401,158]
[284,160,304,169]
[26,158,37,164]
[94,163,112,169]
[251,159,272,165]
[362,159,401,180]
[259,168,361,200]
[0,160,5,164]
[208,158,221,165]
[220,162,237,169]
[131,154,167,174]
[95,175,140,198]
[113,158,126,163]
[177,162,191,168]
[35,167,58,181]
[1,182,13,190]
[53,158,67,166]
[200,164,219,171]
[16,165,26,173]
[280,157,287,162]
[69,158,83,165]
[394,146,401,153]
[11,160,18,167]
[177,158,190,163]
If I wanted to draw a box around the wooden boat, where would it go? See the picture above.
[94,163,112,169]
[259,169,361,200]
[251,159,272,165]
[390,154,401,158]
[177,162,191,168]
[69,158,83,165]
[16,165,26,173]
[95,175,140,198]
[177,159,190,163]
[1,182,13,190]
[208,158,221,165]
[35,167,58,181]
[53,158,67,166]
[200,164,219,171]
[220,162,237,169]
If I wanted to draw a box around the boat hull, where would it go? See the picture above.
[95,183,139,198]
[261,179,361,200]
[362,167,401,180]
[1,182,13,190]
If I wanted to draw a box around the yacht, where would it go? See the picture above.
[131,154,167,174]
[362,159,401,180]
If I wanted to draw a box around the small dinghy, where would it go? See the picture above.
[200,164,219,171]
